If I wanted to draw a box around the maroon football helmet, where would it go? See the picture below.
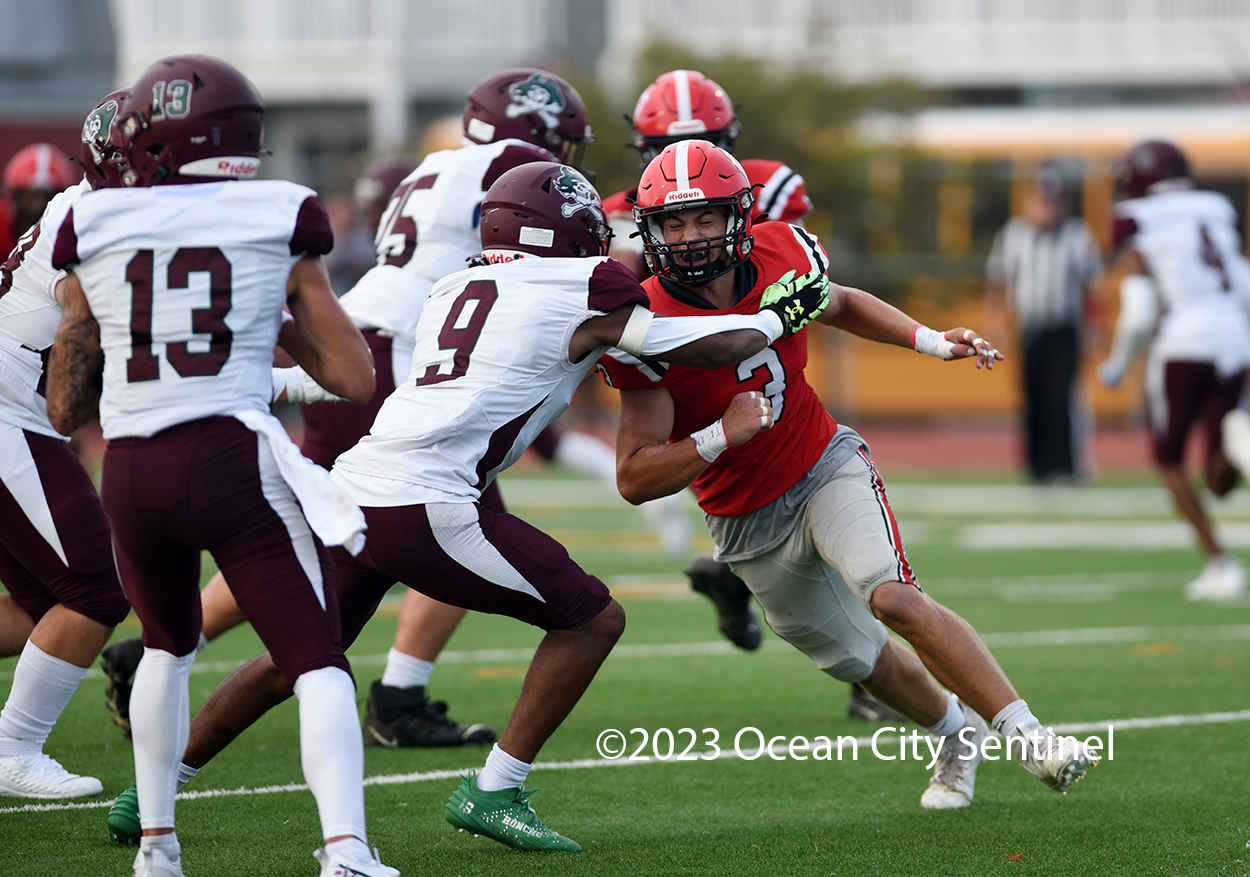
[80,90,129,189]
[115,55,264,187]
[632,140,755,285]
[353,154,419,226]
[1114,140,1192,200]
[630,70,740,166]
[479,161,611,260]
[462,69,593,169]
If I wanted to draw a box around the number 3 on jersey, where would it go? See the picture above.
[736,346,788,421]
[126,247,233,383]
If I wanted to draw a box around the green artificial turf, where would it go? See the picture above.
[3,470,1250,875]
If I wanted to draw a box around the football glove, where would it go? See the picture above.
[759,268,830,336]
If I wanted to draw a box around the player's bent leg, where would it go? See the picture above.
[446,599,624,853]
[200,571,247,641]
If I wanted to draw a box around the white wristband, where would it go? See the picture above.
[691,419,729,463]
[912,326,955,360]
[615,304,654,356]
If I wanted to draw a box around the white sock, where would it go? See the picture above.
[924,691,965,740]
[131,648,196,830]
[325,836,373,863]
[992,698,1046,761]
[476,743,531,792]
[176,763,198,790]
[0,640,88,756]
[196,632,209,651]
[379,648,435,689]
[294,667,367,845]
[552,430,617,483]
[139,831,181,863]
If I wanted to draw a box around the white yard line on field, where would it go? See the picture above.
[4,707,1250,815]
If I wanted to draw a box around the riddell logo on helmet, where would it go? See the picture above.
[664,188,705,203]
[216,158,259,175]
[179,156,261,179]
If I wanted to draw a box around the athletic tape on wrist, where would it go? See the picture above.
[615,305,654,356]
[912,325,955,360]
[691,419,728,463]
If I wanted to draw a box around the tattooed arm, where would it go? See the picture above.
[47,272,103,435]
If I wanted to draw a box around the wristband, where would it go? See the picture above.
[912,325,955,360]
[690,419,729,463]
[615,305,654,356]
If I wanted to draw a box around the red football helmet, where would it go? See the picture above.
[1114,140,1192,200]
[479,161,611,260]
[630,70,740,166]
[462,69,593,169]
[632,141,754,285]
[80,90,129,189]
[4,143,75,193]
[115,54,264,187]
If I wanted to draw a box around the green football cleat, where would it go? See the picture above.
[107,782,141,845]
[445,773,581,852]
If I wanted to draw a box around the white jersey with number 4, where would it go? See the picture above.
[336,139,556,345]
[333,256,647,507]
[52,179,332,440]
[0,179,89,438]
[1116,188,1250,375]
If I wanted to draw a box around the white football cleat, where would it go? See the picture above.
[313,846,400,877]
[1184,554,1246,601]
[0,752,103,799]
[640,493,693,558]
[1017,731,1099,793]
[920,698,988,810]
[132,847,185,877]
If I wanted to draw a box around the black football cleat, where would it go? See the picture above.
[363,681,496,748]
[685,555,762,651]
[100,637,145,740]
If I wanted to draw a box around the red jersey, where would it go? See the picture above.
[599,221,836,517]
[603,158,812,225]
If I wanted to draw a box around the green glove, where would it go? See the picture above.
[759,268,830,336]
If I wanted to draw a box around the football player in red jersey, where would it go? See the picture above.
[603,69,907,723]
[602,141,1101,810]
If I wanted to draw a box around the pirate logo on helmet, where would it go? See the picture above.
[551,166,602,221]
[82,99,120,163]
[505,73,565,130]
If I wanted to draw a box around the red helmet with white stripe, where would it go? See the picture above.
[632,140,754,286]
[630,70,740,166]
[4,143,75,193]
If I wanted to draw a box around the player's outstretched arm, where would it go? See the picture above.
[820,284,1003,369]
[281,255,375,405]
[571,304,781,368]
[616,386,773,505]
[47,272,103,435]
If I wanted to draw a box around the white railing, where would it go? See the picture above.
[600,0,1250,88]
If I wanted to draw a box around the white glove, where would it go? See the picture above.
[270,367,348,404]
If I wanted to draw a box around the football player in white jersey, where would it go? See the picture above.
[1099,139,1250,601]
[98,160,831,856]
[0,93,132,801]
[45,56,397,877]
[98,67,584,751]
